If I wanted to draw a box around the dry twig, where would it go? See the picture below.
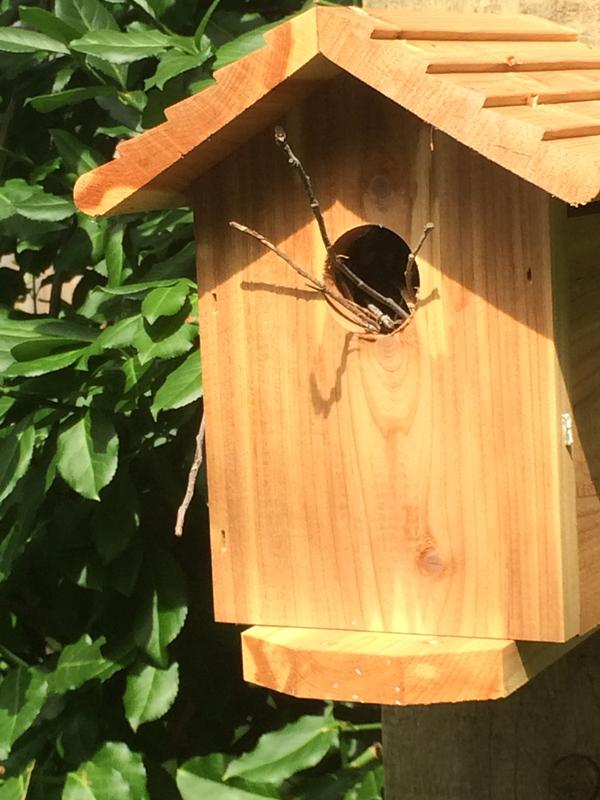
[274,126,409,322]
[229,221,381,332]
[174,413,205,537]
[404,222,434,307]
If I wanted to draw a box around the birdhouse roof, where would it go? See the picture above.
[74,6,600,214]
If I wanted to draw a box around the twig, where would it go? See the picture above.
[274,126,409,322]
[0,643,29,669]
[336,254,409,321]
[404,222,434,307]
[274,125,332,249]
[229,221,382,333]
[174,413,205,537]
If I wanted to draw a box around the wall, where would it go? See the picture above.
[363,0,600,46]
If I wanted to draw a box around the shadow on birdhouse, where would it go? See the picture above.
[74,6,600,706]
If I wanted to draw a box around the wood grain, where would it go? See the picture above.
[316,6,600,204]
[242,625,590,705]
[74,6,600,216]
[406,40,600,73]
[382,629,600,798]
[74,9,336,215]
[441,70,600,108]
[194,75,578,642]
[364,8,578,41]
[494,104,600,139]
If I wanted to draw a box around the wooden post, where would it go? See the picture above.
[382,629,600,799]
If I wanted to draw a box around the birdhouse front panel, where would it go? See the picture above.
[194,74,577,643]
[74,7,600,660]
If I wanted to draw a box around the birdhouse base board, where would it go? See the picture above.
[241,626,591,706]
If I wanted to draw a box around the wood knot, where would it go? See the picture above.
[368,175,393,209]
[418,547,446,578]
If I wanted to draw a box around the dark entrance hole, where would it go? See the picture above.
[326,225,417,331]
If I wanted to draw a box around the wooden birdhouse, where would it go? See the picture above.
[76,6,600,705]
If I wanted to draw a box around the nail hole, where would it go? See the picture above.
[526,268,532,282]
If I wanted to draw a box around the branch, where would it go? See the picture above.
[404,222,434,307]
[174,413,205,537]
[229,221,383,332]
[275,125,332,250]
[274,126,409,322]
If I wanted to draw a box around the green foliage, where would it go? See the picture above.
[0,0,378,797]
[223,711,340,785]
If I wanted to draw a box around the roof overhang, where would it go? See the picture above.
[74,6,600,214]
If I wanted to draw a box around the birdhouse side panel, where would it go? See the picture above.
[194,75,576,642]
[559,207,600,634]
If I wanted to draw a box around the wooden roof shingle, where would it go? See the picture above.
[74,6,600,214]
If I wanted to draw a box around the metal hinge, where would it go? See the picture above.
[561,413,574,447]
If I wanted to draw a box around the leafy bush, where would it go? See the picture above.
[0,0,382,797]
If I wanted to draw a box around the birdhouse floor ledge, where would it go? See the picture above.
[241,626,593,706]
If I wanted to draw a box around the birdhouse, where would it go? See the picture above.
[76,6,600,705]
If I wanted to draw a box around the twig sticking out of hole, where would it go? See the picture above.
[274,126,409,322]
[274,125,332,250]
[229,222,382,333]
[404,222,434,308]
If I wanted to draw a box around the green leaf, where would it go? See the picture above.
[13,192,75,222]
[0,397,14,422]
[151,350,201,417]
[93,315,142,351]
[30,156,62,182]
[28,85,118,113]
[71,30,172,64]
[133,548,187,668]
[0,762,34,800]
[131,0,157,20]
[213,25,270,70]
[0,26,68,54]
[80,214,108,263]
[194,0,222,48]
[145,50,209,91]
[56,410,119,501]
[124,661,179,732]
[0,456,55,580]
[106,223,125,286]
[100,278,187,295]
[141,282,189,325]
[50,129,102,175]
[133,302,196,365]
[5,344,88,377]
[177,756,277,800]
[0,179,75,221]
[55,0,118,34]
[48,635,120,694]
[0,669,48,759]
[87,54,128,90]
[19,6,80,43]
[224,713,339,785]
[344,764,384,800]
[91,471,138,563]
[63,742,148,800]
[0,421,34,504]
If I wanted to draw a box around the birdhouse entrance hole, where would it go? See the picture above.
[326,225,416,333]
